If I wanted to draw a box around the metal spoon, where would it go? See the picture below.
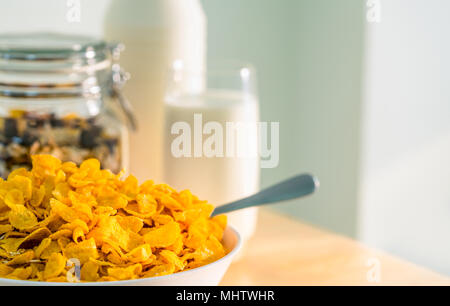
[211,174,319,217]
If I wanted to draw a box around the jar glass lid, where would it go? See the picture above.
[0,32,109,61]
[0,33,136,130]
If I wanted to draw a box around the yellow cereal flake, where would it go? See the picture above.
[143,221,181,248]
[40,241,62,260]
[30,186,46,207]
[8,176,33,201]
[0,224,13,235]
[0,154,227,282]
[6,266,33,280]
[64,238,99,265]
[107,263,142,280]
[6,250,34,266]
[72,227,85,243]
[142,263,175,278]
[43,253,66,280]
[8,204,38,230]
[81,260,99,281]
[159,250,185,270]
[5,189,25,207]
[19,227,51,249]
[125,244,152,263]
[31,155,62,179]
[34,238,52,258]
[0,264,14,276]
[0,237,25,253]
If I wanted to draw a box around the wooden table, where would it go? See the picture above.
[221,210,450,286]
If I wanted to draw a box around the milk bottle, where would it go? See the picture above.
[104,0,206,182]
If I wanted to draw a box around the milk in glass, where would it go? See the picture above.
[164,89,260,243]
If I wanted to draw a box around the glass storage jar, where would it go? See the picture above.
[0,33,136,178]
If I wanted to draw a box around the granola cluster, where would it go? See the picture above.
[0,111,122,178]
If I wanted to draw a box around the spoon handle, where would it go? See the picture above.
[211,174,319,217]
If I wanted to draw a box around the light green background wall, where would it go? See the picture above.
[202,0,365,237]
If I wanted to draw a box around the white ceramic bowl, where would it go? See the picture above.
[0,226,241,286]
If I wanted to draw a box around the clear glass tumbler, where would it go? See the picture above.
[164,61,260,245]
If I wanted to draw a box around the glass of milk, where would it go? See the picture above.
[164,61,260,247]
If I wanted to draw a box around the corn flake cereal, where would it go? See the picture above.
[0,155,227,282]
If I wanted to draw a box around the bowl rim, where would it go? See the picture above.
[0,225,242,286]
